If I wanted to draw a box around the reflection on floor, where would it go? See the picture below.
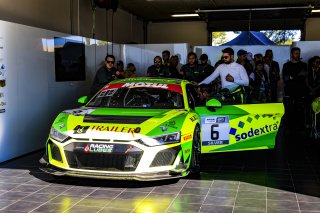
[0,131,320,213]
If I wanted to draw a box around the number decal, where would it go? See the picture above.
[201,116,230,146]
[211,124,219,140]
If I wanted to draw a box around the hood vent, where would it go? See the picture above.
[83,115,152,124]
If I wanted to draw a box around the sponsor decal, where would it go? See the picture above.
[73,125,90,134]
[63,108,95,116]
[183,134,192,141]
[103,83,183,94]
[122,82,169,89]
[160,126,168,132]
[216,117,226,123]
[92,125,141,133]
[165,120,177,129]
[235,123,279,142]
[57,116,66,123]
[84,144,114,153]
[205,117,215,124]
[202,140,229,146]
[189,115,197,122]
[184,149,190,154]
[59,123,66,129]
[205,116,226,124]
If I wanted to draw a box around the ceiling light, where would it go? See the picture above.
[171,14,199,17]
[312,9,320,13]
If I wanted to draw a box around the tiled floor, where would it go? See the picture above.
[1,130,320,212]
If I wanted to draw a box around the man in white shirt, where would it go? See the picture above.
[199,47,249,92]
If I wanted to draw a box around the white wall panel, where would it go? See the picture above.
[121,43,189,76]
[0,20,122,163]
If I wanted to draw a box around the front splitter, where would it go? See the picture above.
[39,157,185,181]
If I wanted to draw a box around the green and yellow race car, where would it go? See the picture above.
[40,78,284,180]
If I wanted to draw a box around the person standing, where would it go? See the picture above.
[282,47,308,130]
[91,55,116,96]
[199,48,249,104]
[115,60,125,79]
[162,50,171,67]
[147,56,170,77]
[265,49,280,102]
[180,52,204,83]
[251,60,270,103]
[236,49,254,83]
[124,63,137,78]
[168,55,182,78]
[199,54,215,82]
[200,47,249,91]
[306,56,320,98]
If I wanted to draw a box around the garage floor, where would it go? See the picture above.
[0,131,320,213]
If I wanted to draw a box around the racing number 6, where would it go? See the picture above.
[211,124,219,140]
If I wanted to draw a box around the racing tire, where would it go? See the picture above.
[190,125,201,176]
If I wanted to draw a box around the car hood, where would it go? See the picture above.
[51,107,188,140]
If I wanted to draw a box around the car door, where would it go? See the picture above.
[195,100,284,154]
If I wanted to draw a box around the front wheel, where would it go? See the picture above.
[190,125,201,175]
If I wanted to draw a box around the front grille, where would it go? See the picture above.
[150,147,180,167]
[64,143,143,171]
[83,115,152,124]
[48,140,62,162]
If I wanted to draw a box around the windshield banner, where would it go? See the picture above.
[102,83,183,94]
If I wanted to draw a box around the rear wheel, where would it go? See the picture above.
[190,125,201,175]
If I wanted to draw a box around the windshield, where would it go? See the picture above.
[87,83,184,109]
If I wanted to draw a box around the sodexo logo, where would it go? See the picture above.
[235,123,279,142]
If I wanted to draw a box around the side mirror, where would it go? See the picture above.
[206,99,222,108]
[78,96,89,104]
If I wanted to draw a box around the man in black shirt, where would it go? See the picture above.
[283,47,308,98]
[282,47,308,130]
[162,50,171,67]
[236,49,253,83]
[180,52,204,83]
[147,56,170,77]
[199,54,215,82]
[91,55,116,96]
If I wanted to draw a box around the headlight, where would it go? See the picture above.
[50,127,69,143]
[138,132,181,146]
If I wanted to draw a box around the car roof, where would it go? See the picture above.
[110,77,188,86]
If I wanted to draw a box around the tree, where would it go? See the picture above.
[212,32,227,46]
[261,30,298,45]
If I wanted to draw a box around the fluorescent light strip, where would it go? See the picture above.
[171,14,199,17]
[312,9,320,13]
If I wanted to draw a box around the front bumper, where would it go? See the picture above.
[41,137,190,181]
[39,156,185,181]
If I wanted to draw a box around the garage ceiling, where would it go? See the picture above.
[118,0,320,30]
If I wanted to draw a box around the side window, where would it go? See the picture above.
[186,84,200,108]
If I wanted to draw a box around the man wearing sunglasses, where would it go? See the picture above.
[199,47,249,92]
[91,54,117,96]
[147,56,170,77]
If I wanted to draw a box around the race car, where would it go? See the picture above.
[40,78,284,180]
